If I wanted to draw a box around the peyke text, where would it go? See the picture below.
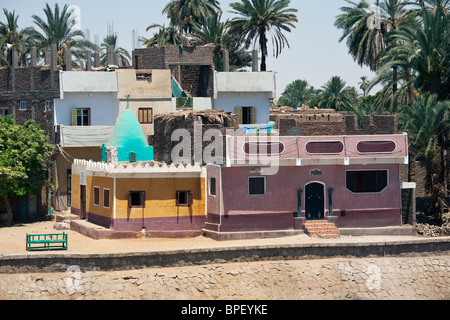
[181,304,268,317]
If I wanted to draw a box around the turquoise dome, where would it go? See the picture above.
[103,109,153,162]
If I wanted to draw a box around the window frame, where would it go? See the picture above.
[138,107,153,124]
[75,108,91,126]
[128,191,145,208]
[345,169,389,194]
[19,101,27,111]
[209,177,216,196]
[356,140,397,154]
[103,188,110,209]
[248,176,266,195]
[243,141,285,156]
[305,141,344,155]
[93,186,100,206]
[176,190,193,206]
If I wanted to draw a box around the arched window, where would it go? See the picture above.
[357,141,396,154]
[305,141,344,154]
[243,142,285,156]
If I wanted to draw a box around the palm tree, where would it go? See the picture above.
[398,95,450,222]
[318,76,359,111]
[190,13,252,71]
[142,23,192,47]
[335,0,410,105]
[358,76,371,97]
[162,0,221,34]
[377,6,450,101]
[0,9,34,66]
[100,34,131,67]
[228,0,298,71]
[30,3,97,66]
[278,79,319,109]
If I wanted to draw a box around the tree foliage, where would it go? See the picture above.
[228,0,298,71]
[0,116,53,225]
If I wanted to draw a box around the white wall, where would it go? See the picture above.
[213,92,271,124]
[54,92,120,126]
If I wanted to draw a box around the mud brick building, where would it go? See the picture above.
[133,45,215,98]
[0,47,60,220]
[270,109,398,136]
[0,66,60,135]
[149,110,240,164]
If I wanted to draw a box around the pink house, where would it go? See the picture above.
[205,134,410,238]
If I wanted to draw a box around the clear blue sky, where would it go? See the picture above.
[1,0,379,96]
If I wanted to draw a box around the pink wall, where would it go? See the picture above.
[217,164,401,228]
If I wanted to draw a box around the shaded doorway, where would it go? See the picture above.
[305,182,325,220]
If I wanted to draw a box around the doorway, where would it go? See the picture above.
[242,107,254,125]
[80,185,87,219]
[305,182,325,220]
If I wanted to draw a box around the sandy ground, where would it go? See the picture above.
[0,217,430,257]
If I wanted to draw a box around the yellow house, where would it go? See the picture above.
[71,159,206,237]
[70,108,206,237]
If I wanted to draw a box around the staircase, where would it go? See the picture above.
[304,220,341,239]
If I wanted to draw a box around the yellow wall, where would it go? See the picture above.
[71,173,80,210]
[115,177,205,220]
[87,176,114,219]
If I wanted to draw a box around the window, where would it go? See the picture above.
[249,177,265,195]
[209,178,216,196]
[357,141,396,154]
[128,191,145,208]
[176,190,193,206]
[71,108,91,126]
[93,187,100,206]
[138,108,153,124]
[235,107,256,125]
[103,189,110,208]
[243,142,285,156]
[346,170,388,193]
[19,101,27,111]
[1,109,7,117]
[305,141,344,154]
[45,101,52,112]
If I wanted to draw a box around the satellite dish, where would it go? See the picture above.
[287,127,301,136]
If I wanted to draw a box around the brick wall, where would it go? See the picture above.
[0,66,60,137]
[150,110,239,163]
[133,46,215,97]
[0,66,59,92]
[272,109,397,136]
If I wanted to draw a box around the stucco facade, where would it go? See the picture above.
[205,134,409,234]
[71,160,207,236]
[117,69,173,137]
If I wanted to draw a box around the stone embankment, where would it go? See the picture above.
[1,255,449,300]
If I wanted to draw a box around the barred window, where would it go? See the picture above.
[346,170,388,193]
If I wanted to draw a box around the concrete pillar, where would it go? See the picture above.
[107,45,114,65]
[50,44,57,90]
[64,48,72,71]
[30,46,37,66]
[223,50,229,72]
[30,46,36,90]
[11,49,18,91]
[94,52,100,68]
[44,50,51,65]
[85,50,92,71]
[115,53,120,67]
[252,49,259,72]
